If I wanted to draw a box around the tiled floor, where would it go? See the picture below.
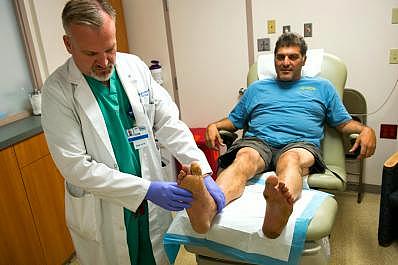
[66,247,196,265]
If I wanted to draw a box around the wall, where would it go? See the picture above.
[166,0,248,126]
[122,0,174,98]
[26,0,69,77]
[27,0,398,185]
[123,0,249,126]
[251,0,398,185]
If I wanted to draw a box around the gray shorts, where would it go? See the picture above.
[218,136,326,174]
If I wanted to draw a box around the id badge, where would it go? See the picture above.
[126,126,149,149]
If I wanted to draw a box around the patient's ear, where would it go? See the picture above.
[302,55,307,66]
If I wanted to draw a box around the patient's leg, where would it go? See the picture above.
[262,175,293,239]
[216,147,265,204]
[262,148,314,238]
[178,147,264,234]
[177,162,217,234]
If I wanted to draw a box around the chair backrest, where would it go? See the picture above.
[247,53,348,189]
[342,88,367,155]
[343,88,367,124]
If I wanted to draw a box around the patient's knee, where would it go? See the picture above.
[279,149,301,163]
[278,149,314,175]
[235,147,265,171]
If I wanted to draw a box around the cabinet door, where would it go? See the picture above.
[20,154,74,265]
[0,147,45,265]
[13,133,49,168]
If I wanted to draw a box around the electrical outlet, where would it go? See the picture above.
[304,23,312,37]
[257,38,270,52]
[267,20,276,34]
[390,48,398,64]
[392,8,398,24]
[283,25,291,33]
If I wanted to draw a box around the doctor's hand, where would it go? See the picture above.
[145,181,193,211]
[205,124,223,150]
[204,175,226,213]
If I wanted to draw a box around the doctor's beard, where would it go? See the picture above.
[90,63,115,82]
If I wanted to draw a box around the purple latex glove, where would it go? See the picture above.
[204,175,226,213]
[145,181,193,211]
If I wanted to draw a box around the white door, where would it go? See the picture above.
[168,0,249,127]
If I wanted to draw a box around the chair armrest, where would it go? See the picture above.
[384,152,398,168]
[349,133,359,140]
[219,130,238,148]
[345,133,360,158]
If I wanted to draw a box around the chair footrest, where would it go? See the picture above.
[184,196,337,263]
[306,196,338,240]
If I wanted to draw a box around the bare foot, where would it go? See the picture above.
[177,162,217,234]
[262,175,293,239]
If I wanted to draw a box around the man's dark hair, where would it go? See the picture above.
[274,32,307,56]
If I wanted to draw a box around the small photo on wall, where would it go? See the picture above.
[282,25,291,33]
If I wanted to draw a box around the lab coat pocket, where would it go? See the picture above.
[65,187,99,241]
[143,103,155,125]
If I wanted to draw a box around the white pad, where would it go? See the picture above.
[257,49,324,80]
[164,172,331,265]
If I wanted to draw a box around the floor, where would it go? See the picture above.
[328,191,398,265]
[67,191,398,265]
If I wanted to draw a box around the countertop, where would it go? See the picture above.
[0,116,43,150]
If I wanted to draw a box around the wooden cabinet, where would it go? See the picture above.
[0,133,74,265]
[0,146,45,265]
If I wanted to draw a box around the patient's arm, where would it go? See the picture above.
[336,119,376,159]
[206,118,237,149]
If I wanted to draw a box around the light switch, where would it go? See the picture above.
[267,20,276,34]
[389,48,398,64]
[392,8,398,24]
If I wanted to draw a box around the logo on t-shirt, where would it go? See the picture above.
[300,86,317,91]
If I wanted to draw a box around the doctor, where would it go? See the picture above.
[41,0,224,264]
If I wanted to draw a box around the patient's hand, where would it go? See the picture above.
[350,126,376,159]
[205,124,223,150]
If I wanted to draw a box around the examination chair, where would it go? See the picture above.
[342,88,367,203]
[378,151,398,247]
[184,52,347,265]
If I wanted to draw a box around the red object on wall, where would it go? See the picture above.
[380,124,398,139]
[176,128,220,180]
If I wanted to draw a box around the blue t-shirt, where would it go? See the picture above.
[228,77,351,148]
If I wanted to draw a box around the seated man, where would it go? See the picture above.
[178,32,376,238]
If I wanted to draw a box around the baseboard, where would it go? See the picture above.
[346,182,381,194]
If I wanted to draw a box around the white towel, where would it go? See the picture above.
[257,49,324,80]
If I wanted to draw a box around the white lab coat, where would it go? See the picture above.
[41,53,211,265]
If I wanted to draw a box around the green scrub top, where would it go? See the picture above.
[85,70,156,265]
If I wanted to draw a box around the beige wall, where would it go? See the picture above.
[26,0,398,185]
[24,0,69,78]
[122,0,174,98]
[167,0,248,127]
